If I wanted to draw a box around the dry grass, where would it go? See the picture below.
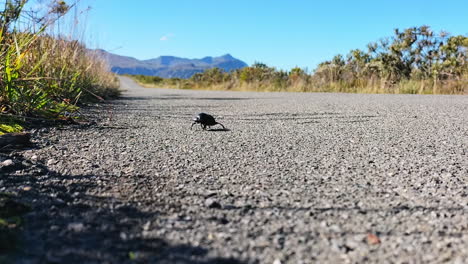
[0,0,120,118]
[130,75,467,95]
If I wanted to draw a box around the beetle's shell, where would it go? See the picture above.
[195,113,217,126]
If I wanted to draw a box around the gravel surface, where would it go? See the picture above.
[2,76,468,263]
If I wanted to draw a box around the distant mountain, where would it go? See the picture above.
[94,50,248,79]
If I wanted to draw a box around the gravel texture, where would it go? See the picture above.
[2,76,468,263]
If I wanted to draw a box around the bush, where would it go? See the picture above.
[128,26,467,95]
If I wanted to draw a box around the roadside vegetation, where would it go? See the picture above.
[0,0,119,257]
[0,0,119,135]
[130,26,467,94]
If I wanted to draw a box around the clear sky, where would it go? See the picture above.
[77,0,468,71]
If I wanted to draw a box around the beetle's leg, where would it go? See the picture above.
[202,124,206,130]
[217,122,226,130]
[190,122,196,130]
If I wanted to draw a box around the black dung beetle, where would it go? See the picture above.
[191,113,226,130]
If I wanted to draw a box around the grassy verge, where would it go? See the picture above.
[0,0,120,133]
[0,0,119,258]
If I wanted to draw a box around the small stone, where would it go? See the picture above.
[22,160,32,167]
[23,186,32,191]
[273,259,282,264]
[205,191,217,198]
[366,233,381,245]
[345,239,360,250]
[142,221,151,231]
[47,159,57,166]
[208,233,214,240]
[1,159,14,167]
[67,222,85,232]
[219,217,229,225]
[329,224,341,233]
[205,198,222,209]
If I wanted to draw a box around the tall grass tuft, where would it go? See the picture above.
[0,0,119,120]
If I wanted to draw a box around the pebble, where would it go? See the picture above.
[273,259,282,264]
[1,159,14,167]
[142,221,151,231]
[67,222,85,232]
[204,198,222,209]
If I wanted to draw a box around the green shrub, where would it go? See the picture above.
[127,26,467,95]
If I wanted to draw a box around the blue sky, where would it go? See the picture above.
[77,0,468,71]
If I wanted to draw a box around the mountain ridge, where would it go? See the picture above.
[94,50,248,79]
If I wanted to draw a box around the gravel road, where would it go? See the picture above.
[3,76,468,263]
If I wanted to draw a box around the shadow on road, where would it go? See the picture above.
[207,128,231,132]
[1,154,247,264]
